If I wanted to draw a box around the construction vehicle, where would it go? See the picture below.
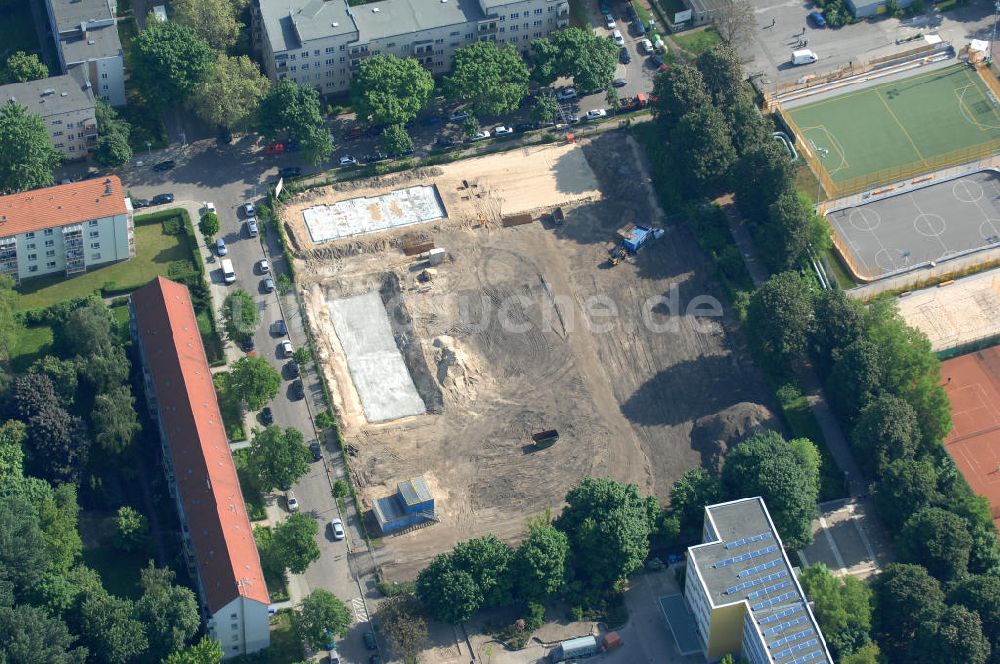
[608,246,627,267]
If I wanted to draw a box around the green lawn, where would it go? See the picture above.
[82,545,150,600]
[671,28,721,56]
[0,3,43,60]
[11,324,54,373]
[259,612,304,663]
[17,214,195,311]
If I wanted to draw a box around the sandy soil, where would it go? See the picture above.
[291,132,773,580]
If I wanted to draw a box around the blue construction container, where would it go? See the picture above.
[373,477,436,534]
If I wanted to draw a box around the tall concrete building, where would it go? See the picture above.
[684,497,834,664]
[0,177,134,284]
[256,0,569,94]
[131,277,271,659]
[45,0,126,106]
[0,68,98,160]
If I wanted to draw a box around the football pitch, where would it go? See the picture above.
[784,64,1000,192]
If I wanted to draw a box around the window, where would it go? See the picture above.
[91,252,100,260]
[466,33,473,39]
[386,42,396,47]
[511,11,519,18]
[435,38,443,44]
[300,51,308,57]
[25,243,34,249]
[313,49,320,55]
[53,131,63,137]
[24,232,34,239]
[290,65,297,72]
[102,85,107,90]
[290,54,296,60]
[451,41,460,46]
[90,242,100,249]
[55,143,64,148]
[88,220,97,226]
[535,31,542,37]
[301,63,309,70]
[230,614,237,620]
[450,30,460,35]
[44,240,54,247]
[534,19,541,25]
[46,250,55,257]
[46,261,56,269]
[43,229,53,236]
[89,231,99,238]
[511,24,518,30]
[231,623,239,630]
[535,8,542,14]
[27,254,36,261]
[325,58,334,65]
[340,44,345,51]
[232,635,239,642]
[68,146,75,151]
[28,265,37,273]
[340,56,346,62]
[77,132,83,138]
[52,120,61,125]
[326,46,335,53]
[548,5,554,10]
[101,72,108,78]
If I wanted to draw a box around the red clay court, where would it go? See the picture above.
[942,346,1000,527]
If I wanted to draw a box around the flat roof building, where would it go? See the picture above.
[131,277,270,659]
[0,68,98,160]
[684,497,834,664]
[44,0,126,106]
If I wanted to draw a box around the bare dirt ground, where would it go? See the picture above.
[290,133,773,581]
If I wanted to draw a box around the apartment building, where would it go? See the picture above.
[258,0,569,95]
[0,68,98,160]
[0,177,134,284]
[45,0,126,106]
[130,277,271,659]
[684,497,834,664]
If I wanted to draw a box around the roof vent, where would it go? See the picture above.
[372,6,379,11]
[332,21,339,26]
[87,40,95,45]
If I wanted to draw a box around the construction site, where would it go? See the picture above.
[280,138,775,580]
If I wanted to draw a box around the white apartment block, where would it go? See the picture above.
[0,68,98,160]
[683,497,834,664]
[0,177,135,284]
[257,0,569,95]
[45,0,126,106]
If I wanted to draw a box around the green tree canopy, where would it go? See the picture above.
[221,290,259,343]
[811,288,866,372]
[2,51,48,83]
[755,191,829,272]
[669,468,722,540]
[896,507,973,582]
[415,553,482,624]
[375,594,427,663]
[451,534,514,608]
[721,430,819,549]
[445,43,530,118]
[732,139,792,224]
[745,271,815,364]
[382,124,413,156]
[114,505,148,552]
[92,386,140,455]
[549,28,618,93]
[59,298,115,356]
[271,512,320,574]
[0,495,48,601]
[246,425,310,493]
[0,604,87,664]
[695,43,744,110]
[0,420,25,483]
[295,590,352,649]
[651,63,711,132]
[914,604,990,664]
[798,563,873,658]
[670,105,735,192]
[161,635,224,664]
[724,88,772,157]
[947,574,1000,660]
[93,100,132,167]
[171,0,243,50]
[135,572,200,660]
[530,93,559,124]
[225,356,281,410]
[851,394,919,474]
[256,79,333,165]
[80,592,149,664]
[131,21,215,110]
[872,563,944,661]
[511,524,569,602]
[840,643,881,664]
[198,211,220,239]
[0,101,61,194]
[190,54,271,130]
[351,54,434,126]
[872,458,940,530]
[0,275,20,363]
[826,337,882,422]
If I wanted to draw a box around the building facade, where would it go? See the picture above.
[0,177,134,284]
[45,0,126,106]
[257,0,568,95]
[130,277,271,659]
[684,497,834,664]
[0,69,98,160]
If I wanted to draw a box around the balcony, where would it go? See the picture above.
[557,17,570,27]
[478,21,498,34]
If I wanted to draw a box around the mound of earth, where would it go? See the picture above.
[690,402,781,473]
[432,335,480,399]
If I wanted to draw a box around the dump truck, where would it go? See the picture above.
[532,430,560,449]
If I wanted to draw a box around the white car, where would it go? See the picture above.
[449,110,469,122]
[638,38,653,54]
[605,14,616,29]
[242,202,255,217]
[258,258,269,274]
[584,108,608,121]
[246,218,258,237]
[470,129,491,141]
[494,125,513,136]
[286,491,299,512]
[612,29,624,46]
[280,339,293,357]
[339,155,358,166]
[555,88,577,101]
[330,518,345,540]
[201,202,216,214]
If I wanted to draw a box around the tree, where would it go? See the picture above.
[732,140,792,224]
[60,298,115,356]
[171,0,242,50]
[80,592,149,664]
[33,481,83,575]
[382,124,413,156]
[257,79,333,165]
[198,211,220,239]
[77,344,130,393]
[670,105,735,192]
[23,403,90,485]
[553,477,653,591]
[840,643,881,664]
[914,604,990,664]
[826,337,882,423]
[726,89,772,157]
[721,430,819,549]
[225,356,281,410]
[652,63,711,132]
[896,507,972,582]
[189,54,270,130]
[872,563,944,661]
[696,44,744,109]
[131,21,214,110]
[798,563,872,657]
[32,563,104,622]
[0,274,19,363]
[8,372,60,422]
[528,37,561,86]
[714,0,755,44]
[2,51,48,83]
[0,420,25,482]
[451,535,514,608]
[92,386,140,455]
[0,496,48,600]
[221,290,258,343]
[511,524,568,602]
[247,425,310,492]
[415,553,482,624]
[446,43,530,118]
[0,604,87,664]
[745,271,815,364]
[531,93,559,124]
[948,574,1000,660]
[295,590,352,650]
[872,458,940,530]
[811,289,866,373]
[669,468,722,540]
[605,85,621,114]
[162,635,224,664]
[94,130,132,168]
[547,28,618,93]
[851,394,919,474]
[375,594,427,663]
[135,576,200,659]
[0,101,61,194]
[754,191,828,271]
[351,54,434,126]
[114,505,148,552]
[271,512,320,574]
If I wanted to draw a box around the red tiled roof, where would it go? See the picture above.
[0,176,128,236]
[131,277,269,613]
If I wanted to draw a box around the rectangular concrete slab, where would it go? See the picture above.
[303,185,445,243]
[328,292,426,423]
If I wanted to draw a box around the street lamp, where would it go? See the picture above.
[145,141,151,156]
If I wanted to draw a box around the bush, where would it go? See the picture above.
[332,479,349,498]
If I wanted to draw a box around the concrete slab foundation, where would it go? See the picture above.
[303,185,446,243]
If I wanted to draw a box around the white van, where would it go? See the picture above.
[791,49,818,65]
[221,258,236,284]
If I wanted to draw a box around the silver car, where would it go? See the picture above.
[330,518,345,540]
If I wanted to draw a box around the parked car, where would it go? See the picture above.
[330,518,345,540]
[649,53,664,68]
[258,259,270,274]
[619,46,631,64]
[281,339,293,357]
[260,406,274,425]
[494,125,513,136]
[215,237,227,256]
[555,88,577,101]
[612,29,624,46]
[364,152,388,163]
[363,631,377,650]
[201,202,216,214]
[470,129,491,141]
[309,441,322,462]
[808,10,827,27]
[605,14,616,28]
[246,219,259,237]
[239,335,255,352]
[242,202,255,217]
[151,193,174,205]
[436,136,458,148]
[339,155,358,166]
[285,491,299,512]
[612,77,628,88]
[287,360,300,378]
[278,166,302,178]
[448,110,469,122]
[262,277,275,293]
[638,38,653,54]
[133,198,150,208]
[291,379,305,400]
[600,1,611,14]
[152,160,175,172]
[584,108,608,121]
[514,122,535,133]
[273,319,287,336]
